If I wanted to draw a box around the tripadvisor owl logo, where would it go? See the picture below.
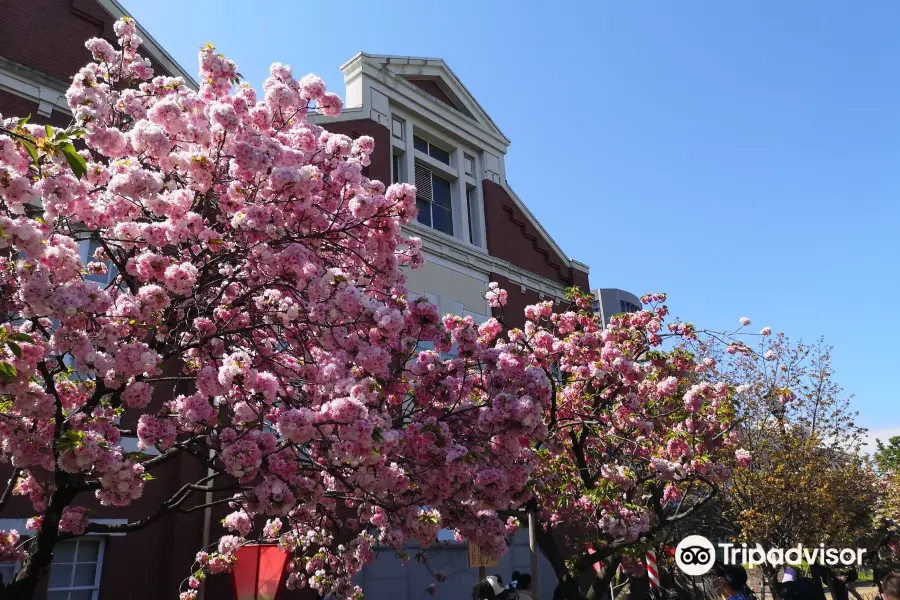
[673,535,867,576]
[675,535,716,576]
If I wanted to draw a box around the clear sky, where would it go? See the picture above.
[121,0,900,443]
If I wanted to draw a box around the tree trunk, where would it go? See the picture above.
[3,484,74,599]
[629,575,649,600]
[586,557,622,600]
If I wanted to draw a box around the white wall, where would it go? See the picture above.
[403,258,490,322]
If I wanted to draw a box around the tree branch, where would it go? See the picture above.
[0,468,21,513]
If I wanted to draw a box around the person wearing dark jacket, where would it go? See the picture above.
[775,577,828,600]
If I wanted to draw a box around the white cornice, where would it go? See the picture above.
[309,106,365,125]
[0,518,129,537]
[339,54,509,156]
[404,222,572,299]
[0,60,70,119]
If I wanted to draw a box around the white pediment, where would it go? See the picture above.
[342,53,509,147]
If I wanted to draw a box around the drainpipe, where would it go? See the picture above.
[198,448,214,600]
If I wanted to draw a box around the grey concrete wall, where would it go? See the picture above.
[357,529,559,600]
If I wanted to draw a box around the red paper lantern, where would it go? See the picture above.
[232,544,290,600]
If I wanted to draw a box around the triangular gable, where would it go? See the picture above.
[404,77,472,117]
[352,53,509,145]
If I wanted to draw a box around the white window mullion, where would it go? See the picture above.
[451,147,468,244]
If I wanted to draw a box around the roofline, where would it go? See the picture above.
[96,0,199,89]
[345,52,510,145]
[336,53,585,276]
[503,181,587,274]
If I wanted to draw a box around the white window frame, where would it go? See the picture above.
[463,154,475,176]
[414,163,454,237]
[391,151,403,185]
[412,134,451,166]
[390,109,486,249]
[46,536,105,600]
[391,116,404,140]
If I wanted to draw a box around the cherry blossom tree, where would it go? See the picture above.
[0,20,546,599]
[486,290,766,600]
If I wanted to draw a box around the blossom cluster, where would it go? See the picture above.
[0,20,545,598]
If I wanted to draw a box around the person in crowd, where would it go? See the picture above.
[882,572,900,600]
[775,575,827,600]
[552,582,568,600]
[836,567,863,600]
[511,571,534,600]
[645,587,692,600]
[874,564,894,600]
[712,563,756,600]
[473,575,509,600]
[782,567,797,583]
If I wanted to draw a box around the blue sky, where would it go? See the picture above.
[121,1,900,442]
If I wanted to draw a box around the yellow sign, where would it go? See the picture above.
[468,542,498,568]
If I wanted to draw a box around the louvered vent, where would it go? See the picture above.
[415,164,432,201]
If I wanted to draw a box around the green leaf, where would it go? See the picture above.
[16,115,30,128]
[0,362,17,384]
[45,125,54,139]
[58,142,87,179]
[6,341,22,359]
[7,333,34,344]
[125,451,154,461]
[20,139,39,166]
[65,125,86,139]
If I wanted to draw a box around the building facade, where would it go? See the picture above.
[592,288,643,327]
[0,8,591,598]
[308,53,591,331]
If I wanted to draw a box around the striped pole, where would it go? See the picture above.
[646,549,659,588]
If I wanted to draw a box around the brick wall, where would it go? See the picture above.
[320,118,392,187]
[0,0,173,91]
[489,272,547,330]
[0,0,109,84]
[407,79,457,111]
[482,179,589,291]
[0,90,71,127]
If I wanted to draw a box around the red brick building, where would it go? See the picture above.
[0,7,591,599]
[308,53,590,336]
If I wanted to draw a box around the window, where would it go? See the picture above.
[391,116,404,140]
[47,538,104,600]
[620,300,640,313]
[464,155,475,176]
[413,135,450,165]
[466,187,476,245]
[414,165,453,236]
[392,153,401,185]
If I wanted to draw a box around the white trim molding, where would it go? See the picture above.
[0,518,129,537]
[405,222,573,301]
[0,58,69,119]
[310,52,591,280]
